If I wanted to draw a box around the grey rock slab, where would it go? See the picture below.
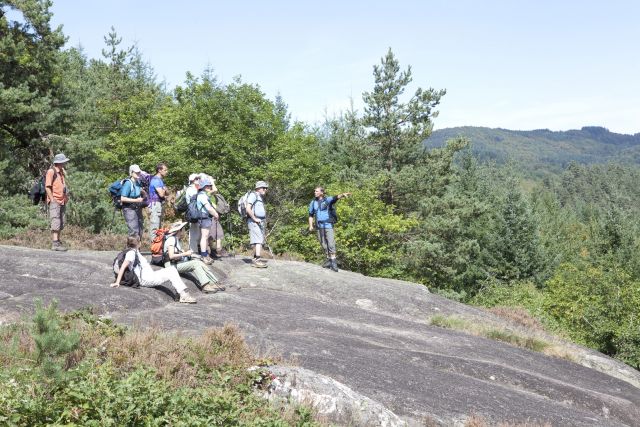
[1,245,639,426]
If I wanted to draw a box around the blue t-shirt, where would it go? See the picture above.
[149,176,165,203]
[121,179,141,199]
[196,191,212,218]
[309,196,336,229]
[246,192,266,219]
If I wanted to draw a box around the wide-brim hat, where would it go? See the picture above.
[53,153,70,163]
[188,173,199,182]
[168,221,188,234]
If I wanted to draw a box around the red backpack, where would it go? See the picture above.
[150,228,170,266]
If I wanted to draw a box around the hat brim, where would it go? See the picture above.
[168,222,188,234]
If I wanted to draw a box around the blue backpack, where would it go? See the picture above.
[185,191,209,223]
[108,179,131,210]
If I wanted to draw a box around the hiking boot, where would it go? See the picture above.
[214,282,226,291]
[179,292,197,303]
[322,259,332,268]
[215,249,230,258]
[51,241,68,252]
[330,259,339,272]
[202,283,219,294]
[201,256,213,265]
[251,258,267,268]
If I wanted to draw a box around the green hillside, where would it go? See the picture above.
[427,126,640,178]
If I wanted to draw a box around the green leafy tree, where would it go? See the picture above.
[544,262,640,368]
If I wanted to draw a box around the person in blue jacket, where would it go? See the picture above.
[308,187,351,272]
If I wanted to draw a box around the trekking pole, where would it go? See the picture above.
[226,213,235,257]
[262,219,276,258]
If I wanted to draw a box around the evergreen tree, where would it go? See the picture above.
[362,48,445,208]
[491,177,544,282]
[0,0,67,191]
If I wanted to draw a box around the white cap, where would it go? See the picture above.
[188,173,199,182]
[129,164,142,174]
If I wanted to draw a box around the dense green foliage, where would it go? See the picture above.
[2,0,640,370]
[0,304,317,426]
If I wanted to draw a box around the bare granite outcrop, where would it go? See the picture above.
[1,245,639,426]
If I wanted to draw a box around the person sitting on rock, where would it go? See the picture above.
[111,236,197,303]
[163,221,225,293]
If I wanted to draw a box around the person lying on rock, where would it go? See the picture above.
[111,236,197,303]
[163,221,225,293]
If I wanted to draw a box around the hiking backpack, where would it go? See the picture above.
[328,200,338,224]
[108,179,127,210]
[237,191,256,218]
[28,168,57,205]
[213,193,230,215]
[112,249,141,288]
[173,186,188,213]
[185,192,208,223]
[150,228,170,266]
[138,171,151,207]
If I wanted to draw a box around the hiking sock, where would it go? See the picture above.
[200,251,209,258]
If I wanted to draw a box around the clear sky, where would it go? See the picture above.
[48,0,639,134]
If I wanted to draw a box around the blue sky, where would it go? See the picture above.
[48,0,639,134]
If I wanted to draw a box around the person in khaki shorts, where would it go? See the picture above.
[45,153,70,251]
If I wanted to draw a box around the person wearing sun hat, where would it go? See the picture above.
[120,164,145,240]
[163,221,224,293]
[245,180,269,268]
[45,153,70,251]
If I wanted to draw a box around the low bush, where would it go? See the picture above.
[0,304,318,426]
[0,195,48,239]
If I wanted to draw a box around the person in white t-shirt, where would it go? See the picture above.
[185,173,201,253]
[111,236,197,303]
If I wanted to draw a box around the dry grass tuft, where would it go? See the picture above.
[102,323,256,387]
[464,413,552,427]
[489,306,544,332]
[429,314,576,362]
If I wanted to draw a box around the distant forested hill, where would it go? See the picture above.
[427,126,640,178]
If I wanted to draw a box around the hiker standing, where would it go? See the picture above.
[185,173,201,253]
[195,176,219,265]
[163,221,225,293]
[207,177,228,258]
[121,164,145,241]
[45,153,70,251]
[308,187,351,272]
[148,162,168,243]
[246,181,269,268]
[111,236,197,303]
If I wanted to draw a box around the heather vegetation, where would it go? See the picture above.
[2,0,640,371]
[0,302,316,426]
